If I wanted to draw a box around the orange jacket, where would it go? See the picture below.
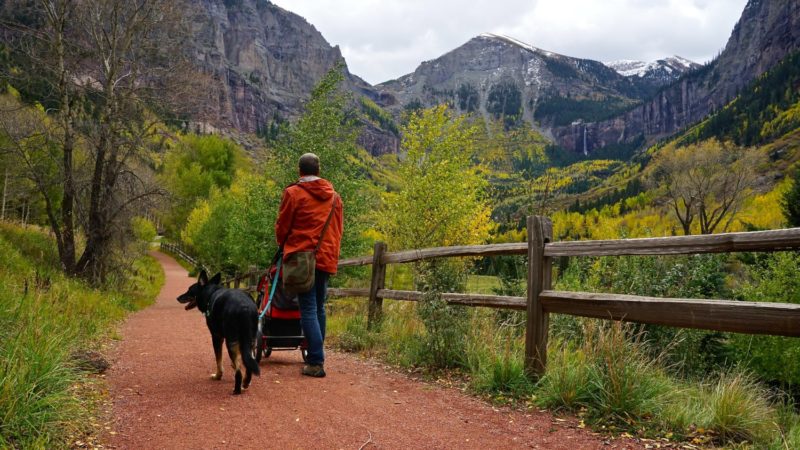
[275,177,343,274]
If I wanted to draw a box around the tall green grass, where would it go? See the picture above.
[0,223,164,449]
[328,299,797,448]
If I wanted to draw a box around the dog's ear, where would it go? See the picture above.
[198,270,208,286]
[209,272,222,285]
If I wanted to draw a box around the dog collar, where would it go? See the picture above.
[204,292,219,319]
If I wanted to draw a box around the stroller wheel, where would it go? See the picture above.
[264,347,273,358]
[255,329,264,363]
[301,348,308,362]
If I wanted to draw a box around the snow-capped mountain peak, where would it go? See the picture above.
[604,56,700,79]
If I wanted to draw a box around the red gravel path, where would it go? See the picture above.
[104,251,643,449]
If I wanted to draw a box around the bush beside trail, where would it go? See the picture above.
[0,222,164,449]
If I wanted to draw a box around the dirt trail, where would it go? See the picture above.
[104,251,642,449]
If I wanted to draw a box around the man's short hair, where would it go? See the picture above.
[299,153,320,176]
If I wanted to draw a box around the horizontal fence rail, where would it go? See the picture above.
[544,227,800,257]
[539,290,800,337]
[339,228,800,267]
[330,288,800,337]
[328,288,527,310]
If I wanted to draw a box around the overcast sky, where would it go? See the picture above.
[271,0,748,85]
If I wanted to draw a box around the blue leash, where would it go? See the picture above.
[259,256,282,321]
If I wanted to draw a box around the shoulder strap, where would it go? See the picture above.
[314,194,339,254]
[279,182,299,250]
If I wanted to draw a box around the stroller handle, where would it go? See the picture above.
[259,256,282,322]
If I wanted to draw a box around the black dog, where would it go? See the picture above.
[177,270,260,394]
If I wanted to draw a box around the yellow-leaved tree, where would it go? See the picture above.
[650,139,766,235]
[379,105,492,253]
[377,105,493,369]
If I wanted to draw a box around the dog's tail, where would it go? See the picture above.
[241,313,261,376]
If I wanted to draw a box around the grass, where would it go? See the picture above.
[327,297,799,448]
[465,275,502,294]
[383,264,501,294]
[0,222,164,449]
[703,373,779,443]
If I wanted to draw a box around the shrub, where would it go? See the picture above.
[702,372,779,444]
[557,254,732,376]
[414,260,469,369]
[536,343,593,409]
[731,252,800,386]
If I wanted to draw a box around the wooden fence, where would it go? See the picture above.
[329,216,800,378]
[160,241,262,293]
[160,242,201,269]
[163,217,800,378]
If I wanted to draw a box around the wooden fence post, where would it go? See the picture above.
[525,215,553,379]
[367,241,387,330]
[234,274,241,289]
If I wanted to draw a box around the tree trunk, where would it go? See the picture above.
[1,168,7,221]
[57,2,76,274]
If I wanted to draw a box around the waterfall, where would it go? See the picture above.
[583,127,588,156]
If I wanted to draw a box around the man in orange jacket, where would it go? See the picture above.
[275,153,343,377]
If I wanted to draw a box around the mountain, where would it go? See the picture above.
[554,0,800,154]
[604,56,700,83]
[186,0,398,154]
[376,33,693,141]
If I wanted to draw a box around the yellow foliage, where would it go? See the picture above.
[377,105,493,251]
[180,199,211,247]
[735,180,790,230]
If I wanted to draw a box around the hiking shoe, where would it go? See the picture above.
[302,364,326,378]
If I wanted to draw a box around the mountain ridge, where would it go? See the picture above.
[552,0,800,154]
[375,32,693,141]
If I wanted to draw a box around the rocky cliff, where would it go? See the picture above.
[554,0,800,154]
[186,0,396,155]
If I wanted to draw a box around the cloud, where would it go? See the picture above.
[271,0,747,84]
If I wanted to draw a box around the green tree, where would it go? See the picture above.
[272,65,374,260]
[782,165,800,227]
[486,80,522,128]
[161,134,241,237]
[457,83,479,113]
[182,173,280,272]
[378,105,492,254]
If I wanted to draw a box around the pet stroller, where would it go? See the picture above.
[254,257,308,362]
